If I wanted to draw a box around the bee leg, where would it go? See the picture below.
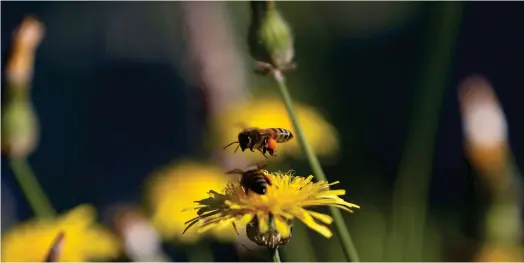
[254,61,274,75]
[258,148,269,159]
[244,188,250,196]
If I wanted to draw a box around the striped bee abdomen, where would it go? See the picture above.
[271,128,294,143]
[242,170,271,195]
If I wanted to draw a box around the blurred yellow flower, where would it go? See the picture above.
[1,204,121,262]
[185,170,359,248]
[474,243,524,262]
[146,161,239,243]
[214,97,339,159]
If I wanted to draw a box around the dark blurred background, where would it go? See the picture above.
[2,1,523,262]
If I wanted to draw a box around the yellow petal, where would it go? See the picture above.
[239,213,255,225]
[316,190,346,197]
[328,181,340,186]
[292,208,333,238]
[306,210,333,225]
[197,219,230,233]
[60,204,96,227]
[274,216,291,238]
[257,212,269,234]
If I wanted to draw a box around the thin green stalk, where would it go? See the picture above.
[269,246,281,262]
[9,157,56,218]
[273,70,360,262]
[386,2,463,261]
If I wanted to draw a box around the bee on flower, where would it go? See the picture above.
[183,169,359,249]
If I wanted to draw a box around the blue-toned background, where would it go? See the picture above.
[2,2,523,262]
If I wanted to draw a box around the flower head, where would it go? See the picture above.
[1,204,121,262]
[215,97,339,160]
[145,161,239,243]
[184,171,359,247]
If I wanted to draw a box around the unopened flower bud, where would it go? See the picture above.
[1,16,43,158]
[246,217,292,248]
[1,94,39,158]
[248,0,295,74]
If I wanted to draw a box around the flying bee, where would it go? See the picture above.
[223,127,294,158]
[226,162,272,195]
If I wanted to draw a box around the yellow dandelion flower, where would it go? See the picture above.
[474,243,524,262]
[215,97,339,159]
[1,204,121,262]
[146,161,239,243]
[184,171,359,247]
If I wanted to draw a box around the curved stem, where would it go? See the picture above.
[269,246,281,262]
[9,157,56,218]
[273,70,360,262]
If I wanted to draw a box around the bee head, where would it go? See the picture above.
[238,132,252,151]
[251,184,267,195]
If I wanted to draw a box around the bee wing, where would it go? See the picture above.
[255,161,268,170]
[225,169,245,175]
[259,133,272,138]
[234,121,249,130]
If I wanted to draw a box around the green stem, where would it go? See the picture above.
[273,70,360,262]
[9,157,56,218]
[269,246,281,262]
[386,2,463,261]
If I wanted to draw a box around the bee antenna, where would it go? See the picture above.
[223,141,239,150]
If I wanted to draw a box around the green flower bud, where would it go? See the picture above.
[248,0,295,74]
[1,86,39,158]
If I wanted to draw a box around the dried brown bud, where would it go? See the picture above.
[458,75,508,189]
[246,216,292,248]
[7,16,45,85]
